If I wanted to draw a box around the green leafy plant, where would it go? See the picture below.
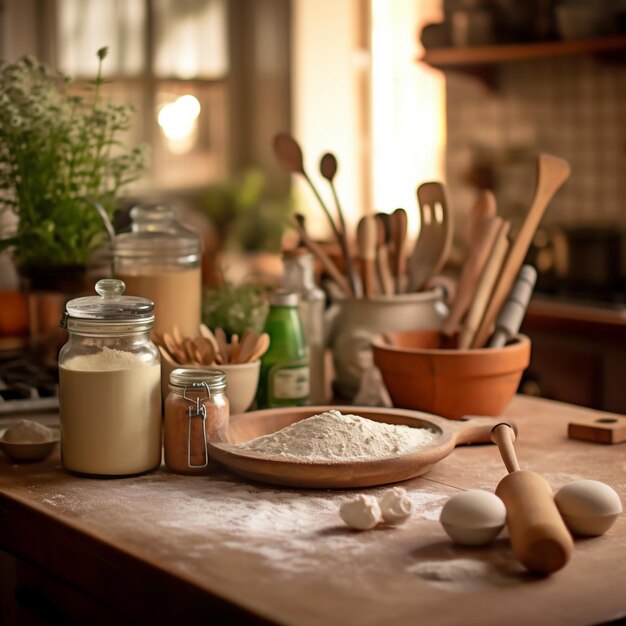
[0,48,148,269]
[200,169,292,253]
[203,282,269,339]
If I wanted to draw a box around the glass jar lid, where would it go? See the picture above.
[65,279,155,322]
[169,368,227,393]
[114,204,201,260]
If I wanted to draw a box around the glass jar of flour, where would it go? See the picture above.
[59,279,162,476]
[114,204,202,338]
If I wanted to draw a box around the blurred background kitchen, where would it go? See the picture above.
[0,0,625,411]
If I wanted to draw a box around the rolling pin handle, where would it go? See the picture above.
[490,423,521,473]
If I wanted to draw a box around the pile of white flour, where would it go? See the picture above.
[235,410,438,462]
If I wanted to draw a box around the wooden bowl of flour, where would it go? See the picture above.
[208,406,507,489]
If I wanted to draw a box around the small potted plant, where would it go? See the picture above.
[0,47,148,291]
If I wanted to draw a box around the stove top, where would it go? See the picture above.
[0,350,59,416]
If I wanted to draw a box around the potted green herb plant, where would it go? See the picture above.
[0,47,148,291]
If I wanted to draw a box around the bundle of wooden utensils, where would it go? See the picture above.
[274,133,571,350]
[273,133,453,300]
[440,153,570,349]
[155,325,270,367]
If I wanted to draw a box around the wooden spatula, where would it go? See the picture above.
[472,154,570,347]
[390,208,408,294]
[407,182,453,292]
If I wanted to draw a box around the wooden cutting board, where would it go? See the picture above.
[208,406,507,488]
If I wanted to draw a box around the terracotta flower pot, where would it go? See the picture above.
[372,330,531,419]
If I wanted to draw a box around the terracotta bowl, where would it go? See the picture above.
[372,330,531,420]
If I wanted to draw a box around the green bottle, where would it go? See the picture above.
[256,289,310,408]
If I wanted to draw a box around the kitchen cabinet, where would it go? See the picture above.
[0,395,625,625]
[521,297,626,413]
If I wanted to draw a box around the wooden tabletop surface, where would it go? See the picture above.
[0,395,625,626]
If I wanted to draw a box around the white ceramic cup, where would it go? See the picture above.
[208,361,261,415]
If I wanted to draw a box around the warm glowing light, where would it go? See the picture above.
[157,94,201,153]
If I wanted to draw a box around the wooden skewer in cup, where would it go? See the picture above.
[490,423,573,575]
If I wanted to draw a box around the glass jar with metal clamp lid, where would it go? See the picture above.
[58,278,161,477]
[164,368,229,474]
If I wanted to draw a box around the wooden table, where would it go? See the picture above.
[0,396,625,626]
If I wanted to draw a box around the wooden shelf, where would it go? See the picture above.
[421,35,626,68]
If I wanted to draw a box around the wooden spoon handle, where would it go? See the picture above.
[391,209,408,294]
[292,217,352,296]
[459,220,511,350]
[490,423,520,473]
[441,215,502,337]
[357,215,378,298]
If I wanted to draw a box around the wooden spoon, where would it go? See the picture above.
[215,328,230,364]
[158,344,178,366]
[230,334,241,364]
[356,215,378,298]
[471,154,570,348]
[491,424,573,574]
[236,330,260,364]
[162,332,186,364]
[199,324,220,355]
[273,133,346,278]
[194,336,216,365]
[320,152,360,296]
[248,333,270,363]
[408,182,452,292]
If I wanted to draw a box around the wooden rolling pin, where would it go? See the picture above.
[491,424,573,575]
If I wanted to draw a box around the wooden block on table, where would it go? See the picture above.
[568,415,626,444]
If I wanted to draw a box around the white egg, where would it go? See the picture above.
[440,489,507,546]
[555,480,622,537]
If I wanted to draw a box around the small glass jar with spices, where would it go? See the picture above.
[164,368,229,474]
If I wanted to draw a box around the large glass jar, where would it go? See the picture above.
[114,204,202,338]
[164,368,229,475]
[58,279,162,477]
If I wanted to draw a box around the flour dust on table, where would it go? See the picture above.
[235,409,438,461]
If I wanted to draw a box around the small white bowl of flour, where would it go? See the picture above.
[0,420,59,463]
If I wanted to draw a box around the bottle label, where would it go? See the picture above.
[269,362,310,401]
